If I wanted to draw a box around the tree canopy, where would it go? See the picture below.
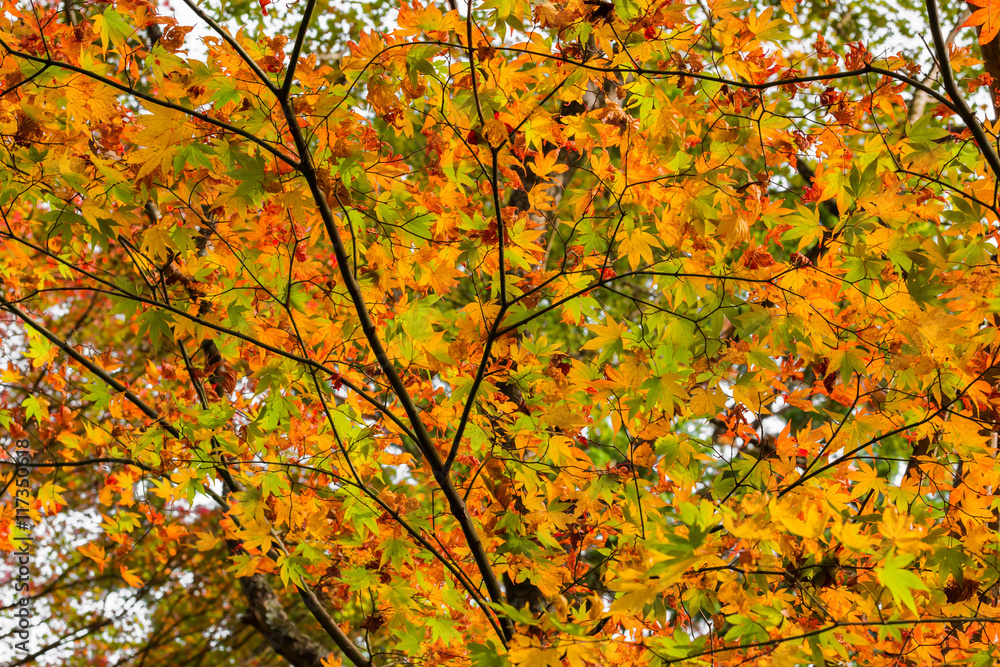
[3,0,1000,664]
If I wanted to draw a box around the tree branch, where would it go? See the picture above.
[282,0,317,97]
[276,90,512,639]
[177,0,279,95]
[908,10,969,123]
[0,231,416,441]
[0,41,299,169]
[927,0,1000,179]
[0,296,370,667]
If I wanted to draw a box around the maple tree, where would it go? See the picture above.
[4,0,1000,664]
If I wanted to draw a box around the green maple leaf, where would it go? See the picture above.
[876,554,928,615]
[260,472,290,499]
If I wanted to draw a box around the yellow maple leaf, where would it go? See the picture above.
[770,500,825,540]
[140,225,177,262]
[688,387,728,417]
[228,554,263,578]
[58,432,83,451]
[128,107,191,180]
[879,507,931,555]
[608,580,659,614]
[36,482,67,514]
[619,228,659,270]
[632,441,656,468]
[237,519,274,555]
[831,521,877,553]
[531,149,568,179]
[581,318,624,351]
[848,461,887,499]
[745,7,788,41]
[193,531,222,552]
[483,116,509,147]
[547,435,580,465]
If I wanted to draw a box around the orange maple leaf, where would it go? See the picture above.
[77,543,108,573]
[964,0,1000,45]
[120,565,144,588]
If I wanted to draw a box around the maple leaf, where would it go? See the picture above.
[483,116,510,147]
[237,519,274,554]
[581,318,625,354]
[120,565,145,588]
[228,554,263,579]
[964,0,1000,45]
[847,461,887,498]
[231,485,267,524]
[277,552,310,587]
[22,395,48,422]
[140,225,177,262]
[128,107,190,180]
[78,543,109,572]
[193,531,221,552]
[92,6,135,53]
[876,554,929,615]
[619,227,659,269]
[36,482,66,515]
